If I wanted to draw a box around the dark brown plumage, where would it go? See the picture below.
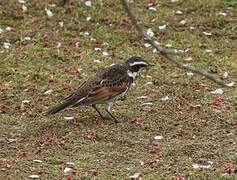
[47,56,151,122]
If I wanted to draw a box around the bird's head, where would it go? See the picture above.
[125,56,153,79]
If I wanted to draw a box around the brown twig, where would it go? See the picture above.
[121,0,229,87]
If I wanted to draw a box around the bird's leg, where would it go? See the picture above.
[91,105,104,119]
[106,102,118,123]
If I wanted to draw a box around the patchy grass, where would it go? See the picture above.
[0,0,237,179]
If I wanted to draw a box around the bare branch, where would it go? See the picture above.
[121,0,229,87]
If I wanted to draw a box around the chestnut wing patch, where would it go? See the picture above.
[71,65,130,106]
[86,82,129,104]
[72,82,129,106]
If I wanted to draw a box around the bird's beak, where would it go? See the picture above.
[147,63,155,67]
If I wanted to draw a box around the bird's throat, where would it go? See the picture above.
[127,70,137,79]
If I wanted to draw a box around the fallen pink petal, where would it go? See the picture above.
[43,89,53,95]
[211,97,224,106]
[129,172,141,179]
[220,72,228,80]
[210,88,224,94]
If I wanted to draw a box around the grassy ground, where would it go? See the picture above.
[0,0,237,179]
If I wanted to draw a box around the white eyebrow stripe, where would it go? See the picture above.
[129,61,148,66]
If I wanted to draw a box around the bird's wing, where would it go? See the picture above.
[63,81,86,101]
[47,64,129,115]
[72,64,130,106]
[82,81,129,104]
[47,81,87,115]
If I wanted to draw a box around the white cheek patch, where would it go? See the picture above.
[129,61,148,66]
[127,70,137,79]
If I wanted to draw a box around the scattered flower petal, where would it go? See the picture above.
[85,0,92,7]
[185,57,193,61]
[227,82,235,87]
[137,96,148,99]
[175,176,185,180]
[24,37,31,41]
[85,130,97,139]
[141,102,153,106]
[149,137,160,153]
[212,97,224,106]
[176,10,183,15]
[218,12,227,16]
[3,42,11,49]
[84,31,90,36]
[161,96,169,101]
[145,81,153,85]
[18,0,25,3]
[205,49,213,53]
[102,42,109,46]
[94,59,101,63]
[203,31,212,36]
[154,41,160,45]
[59,21,64,27]
[210,88,223,94]
[140,159,155,166]
[29,175,40,179]
[45,8,53,17]
[94,47,101,51]
[7,138,17,143]
[64,167,72,173]
[22,5,27,12]
[192,161,213,169]
[165,44,172,48]
[102,52,109,56]
[90,169,98,176]
[33,160,42,163]
[66,176,73,180]
[131,117,144,129]
[74,52,84,61]
[187,72,194,76]
[146,28,154,37]
[148,7,157,11]
[144,43,151,48]
[43,89,53,95]
[22,100,31,103]
[158,24,166,30]
[86,16,91,21]
[6,27,12,31]
[154,135,163,140]
[64,116,74,120]
[220,72,228,80]
[153,48,158,53]
[0,104,10,113]
[224,166,237,174]
[48,4,56,7]
[129,172,141,179]
[55,42,62,49]
[148,1,155,7]
[75,41,80,48]
[179,20,186,25]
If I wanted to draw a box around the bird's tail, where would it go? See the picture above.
[47,101,73,116]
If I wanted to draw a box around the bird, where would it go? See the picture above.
[47,56,152,123]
